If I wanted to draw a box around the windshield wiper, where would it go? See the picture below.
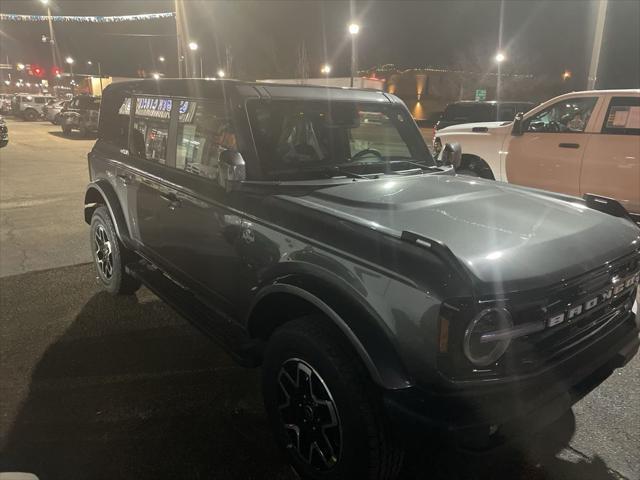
[388,159,442,171]
[269,165,371,180]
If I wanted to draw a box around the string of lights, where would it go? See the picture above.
[0,12,175,23]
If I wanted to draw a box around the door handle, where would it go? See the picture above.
[160,192,182,210]
[558,143,580,149]
[117,174,134,185]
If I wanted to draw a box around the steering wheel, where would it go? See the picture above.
[350,148,383,161]
[547,121,561,133]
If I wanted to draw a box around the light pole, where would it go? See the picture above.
[40,0,58,82]
[188,41,200,77]
[66,56,74,94]
[321,64,331,85]
[348,23,360,87]
[494,51,505,106]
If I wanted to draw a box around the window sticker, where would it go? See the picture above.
[606,106,640,129]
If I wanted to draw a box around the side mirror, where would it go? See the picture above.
[218,150,246,191]
[512,112,525,136]
[438,142,462,169]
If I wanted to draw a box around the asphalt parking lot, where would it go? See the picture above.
[0,119,638,480]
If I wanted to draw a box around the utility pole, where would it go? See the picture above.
[174,0,184,78]
[587,0,608,90]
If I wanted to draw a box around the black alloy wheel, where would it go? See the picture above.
[90,206,141,295]
[278,358,342,470]
[263,315,404,480]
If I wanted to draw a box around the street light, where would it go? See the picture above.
[66,57,75,94]
[321,64,331,75]
[87,60,92,66]
[16,63,25,71]
[562,70,572,81]
[495,52,506,63]
[188,42,198,51]
[152,73,161,80]
[348,22,360,87]
[217,69,226,78]
[158,56,166,63]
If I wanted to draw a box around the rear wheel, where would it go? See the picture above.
[61,124,72,135]
[90,206,141,295]
[262,315,404,480]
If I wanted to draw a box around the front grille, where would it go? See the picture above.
[502,252,639,376]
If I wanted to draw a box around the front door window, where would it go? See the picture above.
[526,97,597,133]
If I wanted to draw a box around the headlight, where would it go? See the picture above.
[463,308,513,367]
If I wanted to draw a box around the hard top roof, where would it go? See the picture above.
[103,78,394,103]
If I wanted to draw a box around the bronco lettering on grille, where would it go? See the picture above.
[547,272,639,328]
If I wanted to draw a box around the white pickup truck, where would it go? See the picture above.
[434,89,640,219]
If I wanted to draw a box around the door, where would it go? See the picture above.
[166,99,257,316]
[123,95,177,264]
[580,95,640,216]
[505,96,600,196]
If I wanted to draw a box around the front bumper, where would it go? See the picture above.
[383,310,639,450]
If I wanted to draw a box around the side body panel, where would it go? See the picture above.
[579,93,640,216]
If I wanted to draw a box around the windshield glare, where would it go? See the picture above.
[248,100,434,180]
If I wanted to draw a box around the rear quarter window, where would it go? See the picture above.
[601,96,640,135]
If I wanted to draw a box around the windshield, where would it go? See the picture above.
[248,99,434,180]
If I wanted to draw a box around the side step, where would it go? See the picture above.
[126,261,262,367]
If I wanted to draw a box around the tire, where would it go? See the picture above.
[61,124,72,135]
[23,109,38,121]
[456,168,479,177]
[53,114,61,125]
[262,315,404,480]
[78,123,88,137]
[90,206,141,295]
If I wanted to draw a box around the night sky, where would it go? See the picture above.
[0,0,638,88]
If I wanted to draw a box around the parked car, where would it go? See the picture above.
[435,101,535,133]
[434,89,640,222]
[0,116,8,148]
[43,99,69,125]
[0,94,13,115]
[60,95,101,137]
[85,79,639,480]
[11,93,55,121]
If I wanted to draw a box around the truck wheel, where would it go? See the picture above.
[23,109,38,121]
[90,206,141,295]
[263,315,404,480]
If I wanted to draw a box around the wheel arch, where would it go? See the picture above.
[84,180,130,243]
[459,153,495,179]
[246,274,413,390]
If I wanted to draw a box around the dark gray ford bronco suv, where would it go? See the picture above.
[85,79,640,480]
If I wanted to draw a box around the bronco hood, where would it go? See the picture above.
[281,175,640,293]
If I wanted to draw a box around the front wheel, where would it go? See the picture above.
[61,124,71,135]
[262,315,404,480]
[90,206,141,295]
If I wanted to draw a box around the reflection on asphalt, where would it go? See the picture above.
[0,263,635,480]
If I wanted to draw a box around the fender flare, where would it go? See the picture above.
[84,179,130,243]
[247,271,414,390]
